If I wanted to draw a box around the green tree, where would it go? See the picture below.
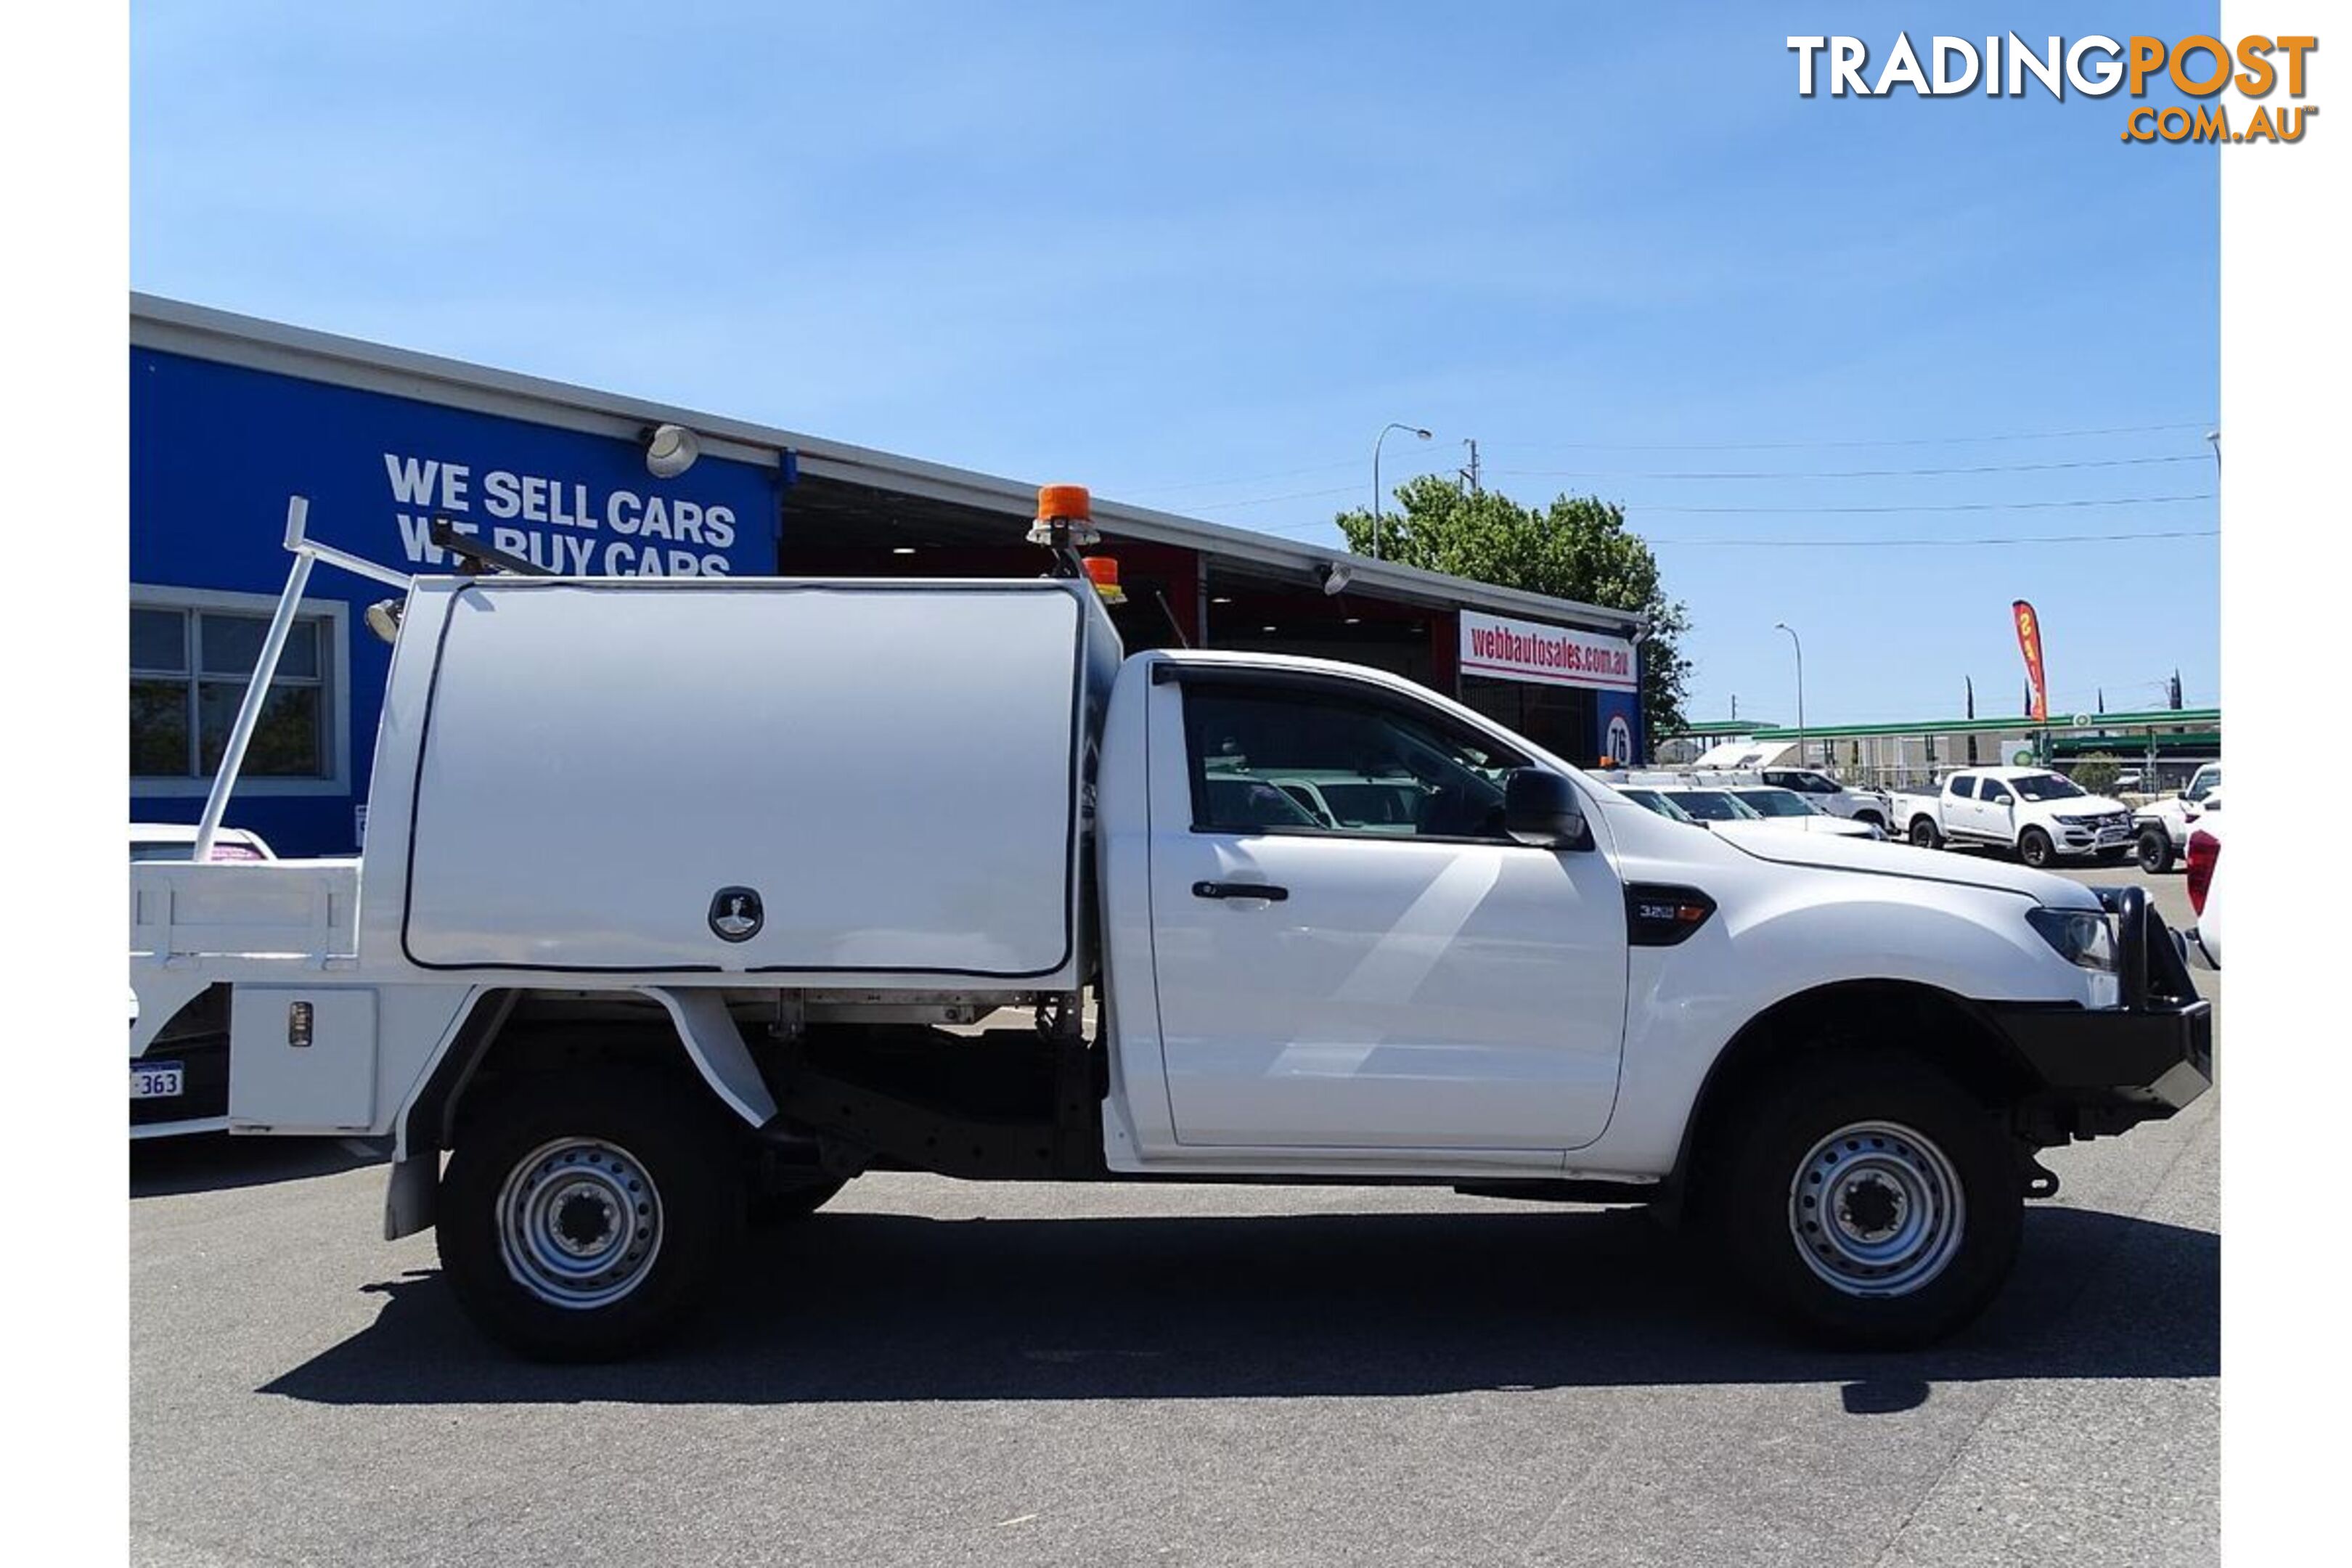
[1334,476,1693,743]
[2071,753,2123,796]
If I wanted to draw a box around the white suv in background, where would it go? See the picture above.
[1754,768,1896,830]
[1898,767,2137,867]
[2131,761,2221,873]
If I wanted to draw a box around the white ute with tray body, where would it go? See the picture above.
[129,490,2213,1360]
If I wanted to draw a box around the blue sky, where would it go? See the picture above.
[131,1,2218,724]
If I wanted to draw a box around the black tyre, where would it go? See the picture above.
[1908,817,1942,849]
[748,1177,849,1228]
[2137,828,2176,874]
[1713,1052,2022,1349]
[438,1071,744,1361]
[2017,827,2054,868]
[1855,812,1886,832]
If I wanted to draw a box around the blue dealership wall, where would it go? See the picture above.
[131,349,785,854]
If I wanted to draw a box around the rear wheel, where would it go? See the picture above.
[1908,817,1943,849]
[2137,828,2176,874]
[2017,828,2055,868]
[438,1071,743,1360]
[1712,1053,2021,1348]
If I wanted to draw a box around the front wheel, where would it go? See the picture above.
[1713,1053,2022,1348]
[1908,817,1943,849]
[438,1072,743,1361]
[2017,827,2055,868]
[2137,828,2176,874]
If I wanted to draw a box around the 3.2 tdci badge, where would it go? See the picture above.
[708,886,763,942]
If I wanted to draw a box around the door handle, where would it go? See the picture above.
[1193,880,1289,902]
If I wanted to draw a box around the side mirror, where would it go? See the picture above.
[1504,769,1591,849]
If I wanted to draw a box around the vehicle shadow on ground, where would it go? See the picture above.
[262,1201,2215,1406]
[131,1135,383,1198]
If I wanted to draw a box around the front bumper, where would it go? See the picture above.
[1990,886,2214,1143]
[2057,817,2137,852]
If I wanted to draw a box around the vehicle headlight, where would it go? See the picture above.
[2025,907,2118,971]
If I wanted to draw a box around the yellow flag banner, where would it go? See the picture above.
[2012,600,2049,722]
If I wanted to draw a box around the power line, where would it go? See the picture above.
[1494,419,2215,455]
[1233,516,2218,550]
[1206,485,2213,518]
[1633,492,2212,515]
[1495,452,2210,481]
[1116,418,2215,499]
[1201,483,1372,510]
[1119,460,1363,498]
[1649,528,2217,549]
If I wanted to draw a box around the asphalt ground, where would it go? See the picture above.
[129,859,2217,1568]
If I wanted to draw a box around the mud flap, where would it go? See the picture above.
[383,1151,438,1240]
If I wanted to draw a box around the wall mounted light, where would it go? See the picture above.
[644,423,701,478]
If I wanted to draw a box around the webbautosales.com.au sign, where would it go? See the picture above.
[1459,611,1637,693]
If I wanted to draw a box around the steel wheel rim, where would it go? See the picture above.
[1787,1120,1966,1298]
[494,1137,664,1310]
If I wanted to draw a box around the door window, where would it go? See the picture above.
[1183,684,1528,841]
[1981,780,2014,804]
[1948,776,1977,799]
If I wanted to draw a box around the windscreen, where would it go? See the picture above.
[1732,789,1819,818]
[2013,772,2088,801]
[1666,791,1758,822]
[1622,788,1697,823]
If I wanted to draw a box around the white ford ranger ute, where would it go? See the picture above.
[128,493,2211,1360]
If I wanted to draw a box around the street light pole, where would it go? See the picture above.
[1372,422,1432,560]
[1774,621,1806,769]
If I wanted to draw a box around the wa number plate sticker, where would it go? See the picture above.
[131,1062,184,1100]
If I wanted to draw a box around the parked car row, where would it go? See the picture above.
[1879,760,2222,875]
[1890,768,2137,868]
[1598,772,1888,841]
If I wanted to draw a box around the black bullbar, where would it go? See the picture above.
[1988,886,2213,1143]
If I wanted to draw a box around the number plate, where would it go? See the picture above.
[131,1062,184,1100]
